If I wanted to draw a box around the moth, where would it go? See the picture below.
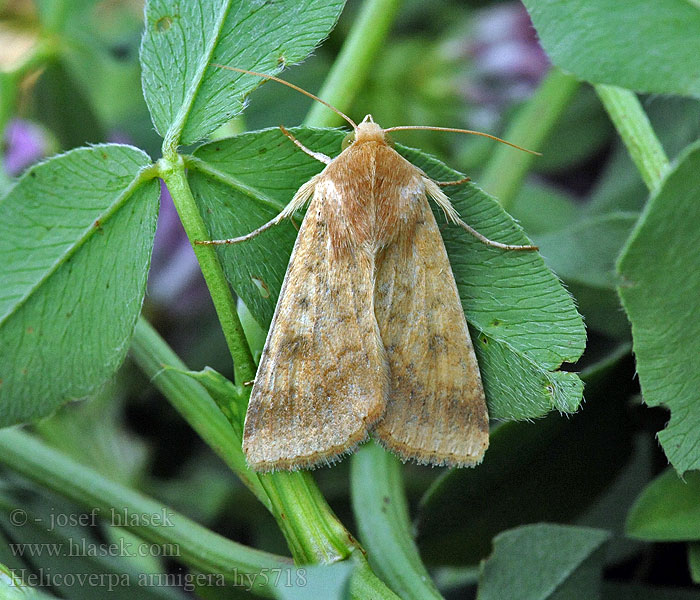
[198,67,537,472]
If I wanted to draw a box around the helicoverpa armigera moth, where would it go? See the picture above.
[197,66,538,472]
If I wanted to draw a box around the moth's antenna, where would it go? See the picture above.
[383,125,541,155]
[212,65,358,130]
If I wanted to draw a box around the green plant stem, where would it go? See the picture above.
[595,84,669,191]
[0,428,289,598]
[258,471,356,564]
[130,317,269,509]
[480,68,580,210]
[351,443,444,600]
[156,156,256,385]
[304,0,401,127]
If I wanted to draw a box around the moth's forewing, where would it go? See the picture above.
[373,164,489,466]
[243,179,388,471]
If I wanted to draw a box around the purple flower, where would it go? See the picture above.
[455,3,549,125]
[3,119,48,175]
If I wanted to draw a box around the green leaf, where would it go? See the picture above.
[587,143,648,217]
[0,145,159,426]
[626,469,700,541]
[537,213,636,290]
[62,33,153,138]
[139,0,345,146]
[35,1,152,146]
[689,542,700,584]
[33,379,149,486]
[188,127,585,422]
[509,183,580,236]
[416,353,635,565]
[274,562,354,600]
[477,524,610,600]
[238,298,267,364]
[180,366,246,440]
[522,0,700,98]
[33,61,106,149]
[602,582,700,600]
[0,563,55,598]
[350,443,443,600]
[534,212,637,337]
[617,141,700,473]
[533,85,613,174]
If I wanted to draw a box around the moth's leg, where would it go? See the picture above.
[437,176,471,187]
[454,218,538,251]
[423,177,538,252]
[195,176,319,246]
[280,125,332,165]
[195,217,283,246]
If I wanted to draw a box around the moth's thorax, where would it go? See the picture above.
[319,131,425,253]
[354,116,385,144]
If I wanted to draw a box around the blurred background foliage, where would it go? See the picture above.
[1,0,699,598]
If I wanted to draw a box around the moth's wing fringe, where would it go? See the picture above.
[371,433,485,468]
[249,433,371,473]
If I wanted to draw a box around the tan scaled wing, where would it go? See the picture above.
[373,190,489,467]
[243,180,388,472]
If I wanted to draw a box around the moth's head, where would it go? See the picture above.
[343,114,391,149]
